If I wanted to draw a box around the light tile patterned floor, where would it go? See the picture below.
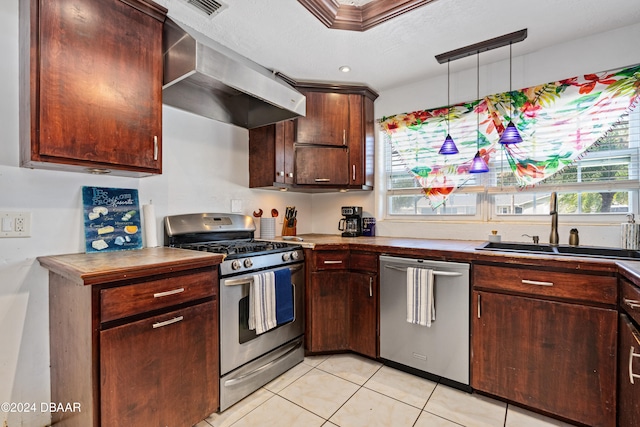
[195,353,577,427]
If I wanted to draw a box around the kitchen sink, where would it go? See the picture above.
[477,241,640,260]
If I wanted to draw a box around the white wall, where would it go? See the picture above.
[312,22,640,247]
[0,2,311,425]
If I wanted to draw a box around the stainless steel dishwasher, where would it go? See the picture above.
[379,255,470,388]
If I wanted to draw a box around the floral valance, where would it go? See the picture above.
[379,64,640,208]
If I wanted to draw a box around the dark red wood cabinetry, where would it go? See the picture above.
[20,0,166,176]
[618,278,640,426]
[473,263,617,427]
[306,249,378,358]
[40,248,221,427]
[249,84,377,191]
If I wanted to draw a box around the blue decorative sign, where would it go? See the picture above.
[82,186,142,253]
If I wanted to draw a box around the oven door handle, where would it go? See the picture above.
[223,339,303,386]
[223,264,304,286]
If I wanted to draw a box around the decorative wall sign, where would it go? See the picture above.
[82,186,142,253]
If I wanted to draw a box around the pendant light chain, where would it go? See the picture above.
[470,50,489,173]
[439,59,459,154]
[509,42,513,120]
[498,40,523,144]
[447,59,451,134]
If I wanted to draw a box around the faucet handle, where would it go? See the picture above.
[522,234,540,244]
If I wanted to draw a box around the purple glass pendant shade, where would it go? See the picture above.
[469,151,489,173]
[438,134,459,155]
[499,121,523,144]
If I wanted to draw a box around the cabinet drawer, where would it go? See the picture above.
[101,269,216,322]
[350,252,377,272]
[473,264,616,305]
[314,251,350,270]
[621,278,640,324]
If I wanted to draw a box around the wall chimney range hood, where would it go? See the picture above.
[162,19,306,129]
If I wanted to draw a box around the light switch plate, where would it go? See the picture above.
[0,212,31,237]
[231,199,242,213]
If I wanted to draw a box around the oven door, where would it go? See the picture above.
[219,262,305,376]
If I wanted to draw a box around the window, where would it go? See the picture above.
[381,65,640,221]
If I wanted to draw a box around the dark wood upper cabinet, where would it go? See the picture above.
[248,83,377,192]
[20,0,166,177]
[295,92,350,146]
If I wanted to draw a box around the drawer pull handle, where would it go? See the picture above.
[522,279,554,287]
[323,260,343,264]
[624,298,640,310]
[315,178,330,182]
[629,345,640,384]
[153,288,185,298]
[153,316,183,329]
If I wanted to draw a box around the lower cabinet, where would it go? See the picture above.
[42,250,220,427]
[101,300,217,427]
[472,263,618,427]
[306,250,378,357]
[308,271,351,352]
[619,314,640,427]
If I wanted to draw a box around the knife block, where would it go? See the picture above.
[282,219,297,236]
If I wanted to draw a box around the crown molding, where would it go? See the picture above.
[297,0,436,32]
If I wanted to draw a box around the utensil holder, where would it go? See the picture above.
[282,219,297,236]
[260,218,276,239]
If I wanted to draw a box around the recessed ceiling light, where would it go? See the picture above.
[339,66,351,73]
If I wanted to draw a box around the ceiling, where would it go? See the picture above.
[155,0,640,92]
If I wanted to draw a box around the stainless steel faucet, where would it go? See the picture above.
[549,192,559,246]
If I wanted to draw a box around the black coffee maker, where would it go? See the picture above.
[338,206,363,237]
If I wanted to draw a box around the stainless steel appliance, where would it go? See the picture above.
[164,213,305,411]
[379,255,470,389]
[338,206,363,237]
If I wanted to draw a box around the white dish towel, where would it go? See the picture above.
[249,271,277,334]
[406,267,435,327]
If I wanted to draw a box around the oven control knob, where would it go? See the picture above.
[244,258,253,268]
[291,251,300,261]
[282,252,291,262]
[231,260,242,270]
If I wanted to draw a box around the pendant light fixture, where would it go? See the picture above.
[469,51,489,173]
[498,41,523,144]
[438,60,459,155]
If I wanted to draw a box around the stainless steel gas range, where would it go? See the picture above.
[164,213,305,411]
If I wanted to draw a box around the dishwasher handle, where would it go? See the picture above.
[383,264,463,277]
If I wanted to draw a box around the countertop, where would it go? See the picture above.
[267,233,624,274]
[38,247,223,286]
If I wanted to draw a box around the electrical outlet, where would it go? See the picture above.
[0,212,31,238]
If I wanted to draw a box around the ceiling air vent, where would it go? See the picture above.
[185,0,226,17]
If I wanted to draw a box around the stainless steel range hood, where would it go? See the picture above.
[162,19,305,129]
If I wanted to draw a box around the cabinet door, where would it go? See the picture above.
[278,120,296,185]
[619,314,640,427]
[100,301,218,427]
[350,272,377,358]
[347,94,374,187]
[308,271,350,352]
[35,0,163,172]
[295,92,350,146]
[295,146,349,185]
[472,291,616,427]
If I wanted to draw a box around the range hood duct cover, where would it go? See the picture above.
[162,19,306,129]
